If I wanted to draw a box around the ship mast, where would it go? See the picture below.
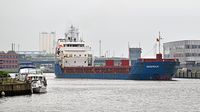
[65,25,80,42]
[158,31,161,54]
[99,40,101,57]
[156,31,163,54]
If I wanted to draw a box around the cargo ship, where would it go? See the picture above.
[55,26,179,80]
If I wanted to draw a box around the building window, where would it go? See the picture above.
[74,61,76,63]
[66,61,67,63]
[185,45,190,49]
[84,61,87,63]
[192,45,197,49]
[79,54,81,57]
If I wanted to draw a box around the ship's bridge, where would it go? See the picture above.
[56,25,93,67]
[59,41,91,52]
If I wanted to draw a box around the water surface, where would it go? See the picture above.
[1,73,200,112]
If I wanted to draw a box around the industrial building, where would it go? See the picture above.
[39,32,56,54]
[163,40,200,67]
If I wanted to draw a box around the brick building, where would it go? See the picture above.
[0,51,19,72]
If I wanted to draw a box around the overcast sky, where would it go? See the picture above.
[1,0,200,57]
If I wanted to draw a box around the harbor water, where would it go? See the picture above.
[1,73,200,112]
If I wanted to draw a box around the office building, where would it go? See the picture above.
[39,32,56,54]
[163,40,200,66]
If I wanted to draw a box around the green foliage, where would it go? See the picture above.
[0,71,9,77]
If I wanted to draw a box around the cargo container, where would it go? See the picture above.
[106,60,114,66]
[121,60,129,66]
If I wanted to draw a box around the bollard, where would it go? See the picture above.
[1,91,5,96]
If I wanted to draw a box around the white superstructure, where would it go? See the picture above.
[56,25,92,67]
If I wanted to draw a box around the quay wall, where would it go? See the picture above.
[0,83,32,96]
[175,69,200,78]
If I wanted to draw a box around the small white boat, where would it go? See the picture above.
[16,66,47,93]
[28,74,47,93]
[16,66,37,81]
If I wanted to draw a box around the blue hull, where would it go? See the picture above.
[130,61,178,80]
[55,61,178,80]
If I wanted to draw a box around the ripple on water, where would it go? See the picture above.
[1,74,200,112]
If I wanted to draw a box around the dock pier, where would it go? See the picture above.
[0,78,32,97]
